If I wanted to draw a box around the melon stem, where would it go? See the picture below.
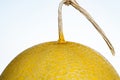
[58,0,66,43]
[58,0,115,55]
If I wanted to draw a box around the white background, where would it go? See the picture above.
[0,0,120,75]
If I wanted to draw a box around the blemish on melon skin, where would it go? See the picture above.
[0,0,120,80]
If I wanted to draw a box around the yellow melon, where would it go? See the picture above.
[0,41,119,80]
[0,0,120,79]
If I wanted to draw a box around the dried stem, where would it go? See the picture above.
[58,0,66,43]
[58,0,115,55]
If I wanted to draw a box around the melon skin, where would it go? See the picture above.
[0,41,120,80]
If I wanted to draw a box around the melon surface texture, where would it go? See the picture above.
[0,41,119,80]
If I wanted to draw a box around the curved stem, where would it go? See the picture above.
[58,0,115,55]
[70,0,115,55]
[58,0,66,43]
